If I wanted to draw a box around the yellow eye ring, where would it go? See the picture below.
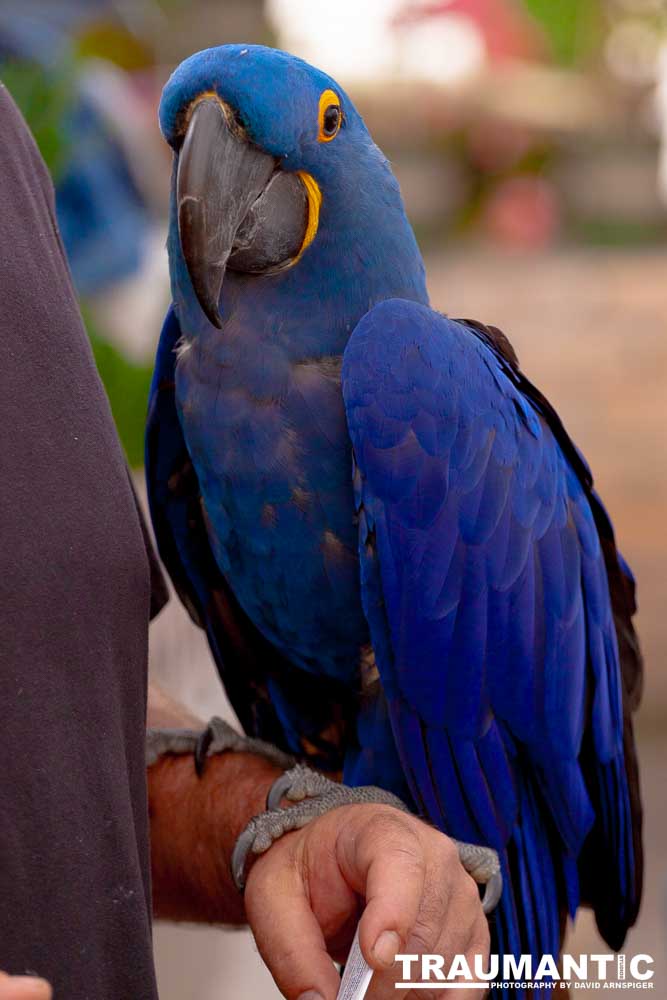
[318,89,342,142]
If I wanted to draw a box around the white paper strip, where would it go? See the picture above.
[336,927,374,1000]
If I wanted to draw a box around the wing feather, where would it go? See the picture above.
[343,299,642,974]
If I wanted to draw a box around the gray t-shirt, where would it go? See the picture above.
[0,83,167,999]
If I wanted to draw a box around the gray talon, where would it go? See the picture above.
[453,838,503,913]
[231,826,258,889]
[235,766,408,890]
[266,772,293,810]
[145,726,201,766]
[231,801,325,890]
[146,717,296,772]
[194,725,214,776]
[481,870,503,914]
[283,765,335,802]
[236,763,504,912]
[204,717,296,769]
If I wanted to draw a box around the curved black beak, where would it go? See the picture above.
[177,97,309,328]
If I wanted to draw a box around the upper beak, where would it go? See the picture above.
[177,97,309,328]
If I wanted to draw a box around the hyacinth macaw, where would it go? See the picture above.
[146,44,643,989]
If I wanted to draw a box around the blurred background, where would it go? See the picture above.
[1,0,665,995]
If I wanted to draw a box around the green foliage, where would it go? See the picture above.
[520,0,603,66]
[569,217,667,247]
[0,58,78,180]
[83,309,153,469]
[2,60,152,467]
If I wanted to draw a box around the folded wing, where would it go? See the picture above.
[342,299,642,970]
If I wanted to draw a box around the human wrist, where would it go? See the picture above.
[206,751,283,858]
[148,749,282,923]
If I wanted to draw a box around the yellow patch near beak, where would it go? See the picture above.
[295,171,322,260]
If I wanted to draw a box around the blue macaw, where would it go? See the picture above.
[146,45,643,991]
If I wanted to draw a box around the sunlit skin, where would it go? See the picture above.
[146,685,490,1000]
[0,973,51,1000]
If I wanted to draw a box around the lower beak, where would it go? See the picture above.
[177,97,309,328]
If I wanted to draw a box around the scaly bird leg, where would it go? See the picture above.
[145,715,295,774]
[232,763,503,913]
[451,839,503,914]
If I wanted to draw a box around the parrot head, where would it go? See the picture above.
[159,44,426,331]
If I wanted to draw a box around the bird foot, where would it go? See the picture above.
[452,839,503,914]
[231,764,409,889]
[145,725,201,767]
[232,764,502,914]
[146,716,295,774]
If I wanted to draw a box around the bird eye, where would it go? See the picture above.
[318,89,342,142]
[322,106,340,136]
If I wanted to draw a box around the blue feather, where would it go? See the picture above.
[343,300,639,991]
[148,47,642,994]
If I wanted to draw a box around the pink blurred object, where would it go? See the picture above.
[397,0,545,63]
[482,176,560,247]
[467,119,535,172]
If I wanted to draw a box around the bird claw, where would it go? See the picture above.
[148,736,504,913]
[145,725,202,767]
[453,839,503,914]
[266,763,343,809]
[194,725,214,776]
[232,764,409,890]
[266,764,409,814]
[265,768,503,913]
[146,716,295,773]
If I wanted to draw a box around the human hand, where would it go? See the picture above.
[0,973,51,1000]
[245,803,490,1000]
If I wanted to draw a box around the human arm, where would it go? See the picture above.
[146,683,490,999]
